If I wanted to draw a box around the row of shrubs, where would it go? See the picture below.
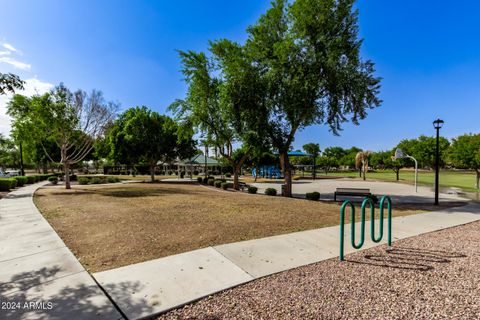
[197,176,231,190]
[194,177,320,201]
[78,176,121,185]
[264,188,321,201]
[0,173,62,191]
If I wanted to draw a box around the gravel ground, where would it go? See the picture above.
[159,220,480,319]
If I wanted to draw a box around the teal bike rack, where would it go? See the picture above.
[339,196,392,261]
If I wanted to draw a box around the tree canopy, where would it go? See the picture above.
[107,106,196,182]
[170,39,268,189]
[449,134,480,189]
[7,84,117,188]
[244,0,381,196]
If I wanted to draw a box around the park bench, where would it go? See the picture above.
[334,187,371,202]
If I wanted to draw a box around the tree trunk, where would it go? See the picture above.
[280,152,292,197]
[233,166,240,190]
[313,157,316,180]
[254,165,259,182]
[395,169,400,181]
[150,163,155,182]
[64,162,71,189]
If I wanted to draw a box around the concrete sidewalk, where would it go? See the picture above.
[94,202,480,319]
[0,183,124,320]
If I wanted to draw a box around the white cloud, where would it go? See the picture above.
[0,57,31,71]
[0,78,54,137]
[2,43,18,52]
[0,51,11,56]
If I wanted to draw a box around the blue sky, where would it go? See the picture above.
[1,0,479,152]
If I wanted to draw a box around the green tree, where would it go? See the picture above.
[303,143,320,179]
[371,150,404,181]
[338,147,362,169]
[0,135,19,170]
[108,106,195,182]
[7,84,117,188]
[397,136,449,168]
[449,134,480,189]
[317,155,338,175]
[0,72,24,95]
[170,40,268,189]
[246,0,381,196]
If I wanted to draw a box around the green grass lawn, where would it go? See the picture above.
[315,170,479,193]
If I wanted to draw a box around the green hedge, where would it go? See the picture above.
[48,176,58,185]
[197,177,203,183]
[26,176,35,184]
[214,180,222,188]
[248,186,258,194]
[265,188,277,196]
[77,176,121,185]
[202,176,214,184]
[0,178,17,191]
[78,177,89,185]
[221,182,229,190]
[13,176,28,187]
[306,192,320,201]
[207,178,215,186]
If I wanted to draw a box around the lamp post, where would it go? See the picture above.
[394,148,418,193]
[433,119,444,205]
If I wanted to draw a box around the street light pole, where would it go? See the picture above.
[433,119,444,206]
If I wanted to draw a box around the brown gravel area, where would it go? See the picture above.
[159,220,480,320]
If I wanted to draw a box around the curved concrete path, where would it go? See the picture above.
[0,182,124,320]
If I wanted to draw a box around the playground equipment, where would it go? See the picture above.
[339,196,392,261]
[252,166,281,179]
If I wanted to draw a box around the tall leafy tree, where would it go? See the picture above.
[0,135,19,170]
[170,40,268,189]
[8,84,117,188]
[108,106,195,182]
[245,0,381,196]
[449,134,480,189]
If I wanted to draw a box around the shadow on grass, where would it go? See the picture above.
[346,245,466,271]
[0,265,153,319]
[36,185,205,198]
